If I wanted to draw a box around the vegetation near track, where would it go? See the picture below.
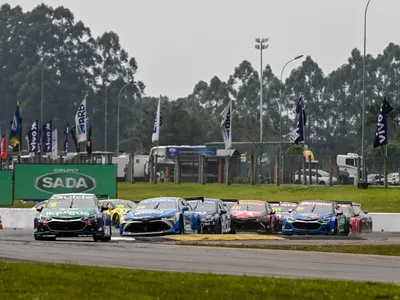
[1,261,400,300]
[177,243,400,256]
[8,183,400,212]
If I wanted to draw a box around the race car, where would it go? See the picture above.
[120,197,198,236]
[337,201,361,234]
[100,199,137,228]
[352,202,373,232]
[282,200,350,236]
[229,200,278,233]
[186,197,234,234]
[34,193,112,242]
[270,201,298,231]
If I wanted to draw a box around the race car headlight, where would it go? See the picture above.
[287,216,295,222]
[82,216,96,221]
[161,213,175,219]
[320,217,331,223]
[202,217,214,222]
[40,215,52,221]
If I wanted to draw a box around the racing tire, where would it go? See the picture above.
[112,214,120,228]
[94,224,112,242]
[34,236,56,241]
[319,181,326,185]
[229,222,236,234]
[179,217,184,234]
[214,219,222,234]
[197,219,202,234]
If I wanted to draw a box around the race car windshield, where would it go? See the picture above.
[192,202,216,212]
[110,202,135,209]
[353,205,363,213]
[231,204,265,212]
[135,201,176,210]
[272,206,293,212]
[295,203,332,214]
[338,205,351,215]
[46,197,96,208]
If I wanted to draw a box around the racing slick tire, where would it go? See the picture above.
[93,223,112,242]
[214,218,222,234]
[179,216,185,234]
[112,214,120,228]
[197,219,202,234]
[34,236,56,241]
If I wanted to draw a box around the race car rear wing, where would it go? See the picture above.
[335,200,354,205]
[183,197,205,202]
[96,194,111,200]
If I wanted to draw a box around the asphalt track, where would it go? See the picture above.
[1,229,400,283]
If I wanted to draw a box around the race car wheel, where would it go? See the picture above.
[112,214,120,228]
[229,222,236,234]
[179,217,184,234]
[319,181,326,185]
[197,219,202,234]
[214,219,222,234]
[334,220,338,235]
[34,236,56,241]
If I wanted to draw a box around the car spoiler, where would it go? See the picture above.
[220,199,238,202]
[335,200,354,205]
[184,197,205,202]
[96,194,110,200]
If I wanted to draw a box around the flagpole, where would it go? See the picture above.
[154,95,161,184]
[229,99,233,149]
[384,144,388,188]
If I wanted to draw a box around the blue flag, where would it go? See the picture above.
[373,96,393,148]
[10,101,21,147]
[27,120,39,154]
[294,95,305,144]
[42,120,52,153]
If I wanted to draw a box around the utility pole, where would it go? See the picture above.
[255,38,269,142]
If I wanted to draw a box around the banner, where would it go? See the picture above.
[52,128,58,159]
[42,120,52,153]
[220,100,232,149]
[14,164,117,200]
[75,99,87,142]
[64,123,69,154]
[373,96,393,148]
[10,100,21,148]
[294,95,305,144]
[1,132,6,159]
[151,96,162,143]
[27,120,39,154]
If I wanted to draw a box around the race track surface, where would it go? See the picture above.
[0,229,400,284]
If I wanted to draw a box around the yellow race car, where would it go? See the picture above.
[100,199,137,228]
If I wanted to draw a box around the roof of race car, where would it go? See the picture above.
[299,200,334,206]
[100,199,133,203]
[238,200,265,205]
[139,197,179,203]
[187,198,219,203]
[270,202,297,206]
[50,193,96,199]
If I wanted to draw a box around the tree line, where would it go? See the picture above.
[1,3,400,156]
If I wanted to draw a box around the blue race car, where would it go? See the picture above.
[120,197,198,236]
[282,200,350,236]
[186,197,235,234]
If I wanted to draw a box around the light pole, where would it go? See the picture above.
[117,83,130,153]
[255,38,269,142]
[104,85,108,153]
[40,55,54,154]
[361,0,373,187]
[278,54,304,185]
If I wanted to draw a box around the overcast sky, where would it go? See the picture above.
[3,0,400,99]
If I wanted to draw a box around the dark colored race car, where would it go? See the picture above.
[337,201,361,234]
[270,201,298,231]
[186,197,234,234]
[229,200,278,233]
[353,202,373,232]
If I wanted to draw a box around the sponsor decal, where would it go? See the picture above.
[140,198,176,203]
[44,210,90,216]
[300,201,332,206]
[238,201,264,205]
[35,170,96,194]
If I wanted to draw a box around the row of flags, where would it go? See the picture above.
[0,99,92,160]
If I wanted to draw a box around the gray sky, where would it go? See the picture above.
[3,0,400,99]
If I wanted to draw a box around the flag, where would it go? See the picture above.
[151,96,162,143]
[220,100,232,149]
[27,120,39,154]
[10,101,21,148]
[70,126,80,152]
[294,95,305,144]
[64,123,69,154]
[52,128,58,159]
[373,96,394,148]
[42,120,52,153]
[75,99,87,142]
[1,132,6,159]
[86,126,92,155]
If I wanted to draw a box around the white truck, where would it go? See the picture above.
[112,154,148,181]
[336,153,363,184]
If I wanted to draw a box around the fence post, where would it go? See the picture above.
[308,155,312,185]
[384,147,388,188]
[356,157,361,187]
[204,157,208,184]
[275,155,279,186]
[149,155,154,183]
[281,154,285,184]
[198,155,204,184]
[224,155,230,185]
[302,155,306,186]
[250,153,255,185]
[174,156,181,184]
[329,156,333,186]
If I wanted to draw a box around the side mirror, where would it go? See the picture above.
[288,209,293,213]
[354,212,360,217]
[270,210,276,214]
[221,209,227,214]
[336,210,343,215]
[364,210,368,214]
[182,206,189,213]
[36,206,43,212]
[101,205,108,212]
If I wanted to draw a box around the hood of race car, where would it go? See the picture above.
[41,208,97,219]
[196,211,216,219]
[127,209,176,219]
[276,212,290,220]
[231,211,262,218]
[291,211,332,221]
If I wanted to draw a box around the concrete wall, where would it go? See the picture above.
[0,209,399,232]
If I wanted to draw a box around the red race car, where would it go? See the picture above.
[229,200,278,234]
[337,201,361,234]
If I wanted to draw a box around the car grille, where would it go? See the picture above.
[124,221,172,233]
[47,220,87,231]
[292,222,321,230]
[233,220,263,230]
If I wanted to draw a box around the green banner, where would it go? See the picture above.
[0,170,13,206]
[14,164,117,200]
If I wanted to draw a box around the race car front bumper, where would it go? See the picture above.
[120,217,176,235]
[282,219,334,235]
[34,218,104,238]
[232,217,269,233]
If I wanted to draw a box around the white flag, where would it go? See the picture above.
[220,100,232,149]
[151,97,162,143]
[52,129,58,159]
[75,99,87,142]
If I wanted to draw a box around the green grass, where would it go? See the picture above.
[177,242,400,256]
[1,261,400,300]
[7,183,400,212]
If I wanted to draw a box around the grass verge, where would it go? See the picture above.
[7,183,400,212]
[177,242,400,256]
[1,261,400,300]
